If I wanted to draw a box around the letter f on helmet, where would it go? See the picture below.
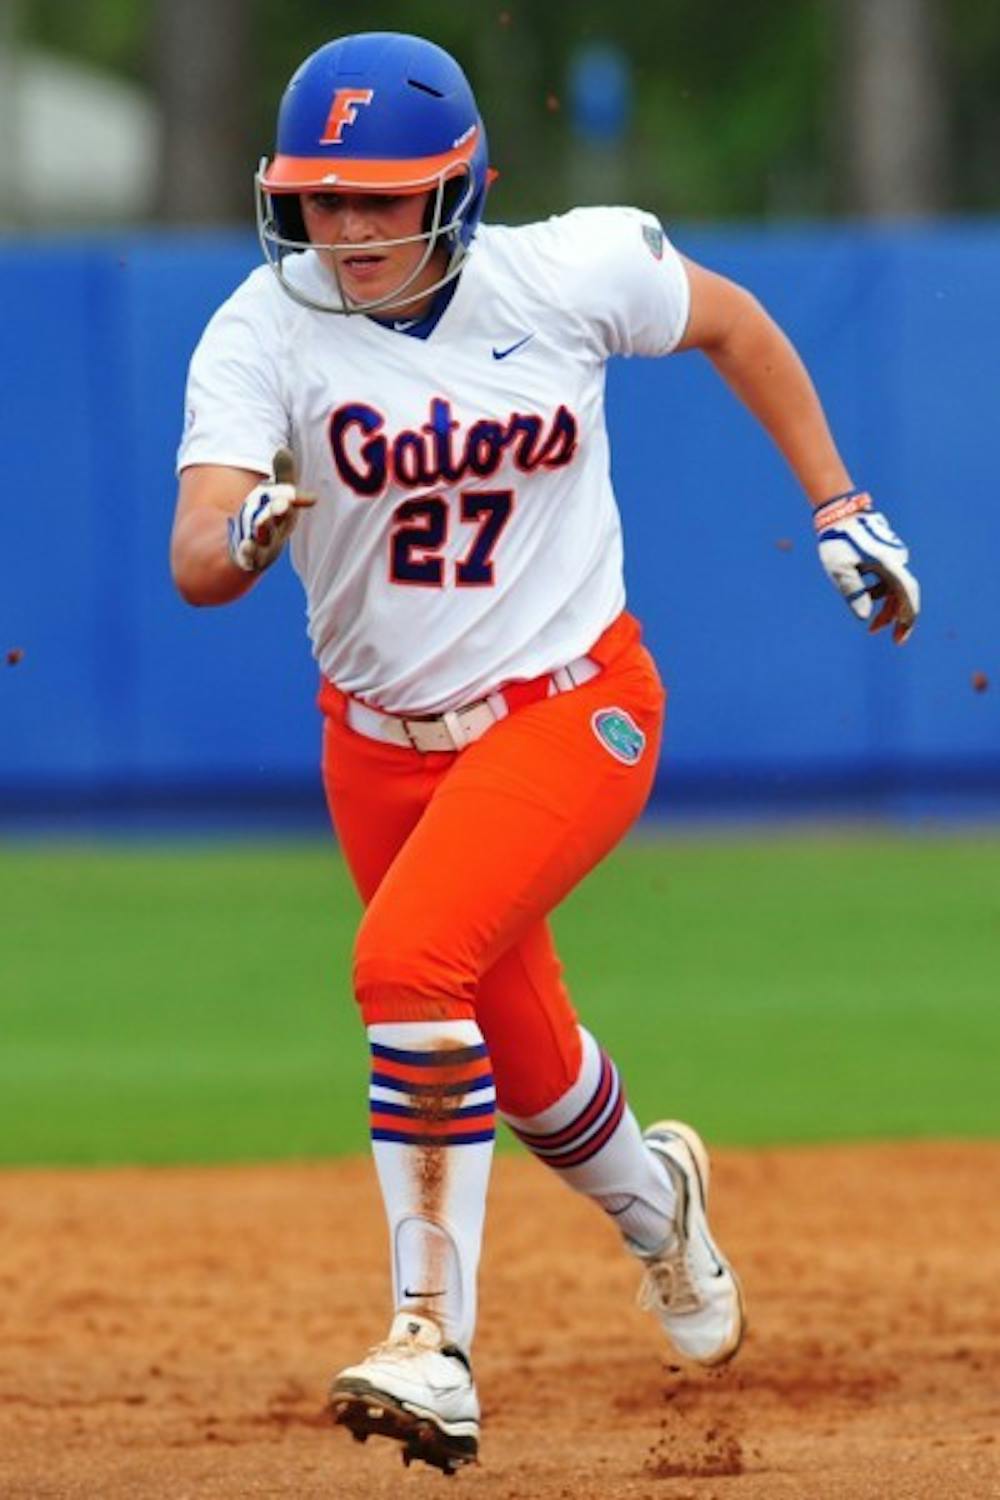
[321,88,374,145]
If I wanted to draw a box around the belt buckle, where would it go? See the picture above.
[399,717,425,751]
[397,705,476,753]
[443,706,476,752]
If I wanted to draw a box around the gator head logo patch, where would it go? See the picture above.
[591,707,646,765]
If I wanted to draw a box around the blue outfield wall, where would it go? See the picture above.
[1,221,998,827]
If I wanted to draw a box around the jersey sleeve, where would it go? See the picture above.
[536,206,691,360]
[176,271,289,476]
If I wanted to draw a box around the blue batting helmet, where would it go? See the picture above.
[256,33,492,314]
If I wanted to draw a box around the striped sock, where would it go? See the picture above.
[368,1020,495,1352]
[502,1026,675,1253]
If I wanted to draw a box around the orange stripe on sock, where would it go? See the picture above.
[369,1111,495,1139]
[372,1055,494,1090]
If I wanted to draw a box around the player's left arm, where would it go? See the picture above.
[675,254,919,643]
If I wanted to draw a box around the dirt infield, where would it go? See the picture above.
[2,1143,998,1499]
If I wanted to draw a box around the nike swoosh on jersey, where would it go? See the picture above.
[492,333,535,360]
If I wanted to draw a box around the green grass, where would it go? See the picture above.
[1,833,997,1164]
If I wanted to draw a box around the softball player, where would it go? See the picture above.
[171,32,920,1475]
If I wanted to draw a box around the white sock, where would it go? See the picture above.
[501,1026,675,1253]
[368,1019,495,1352]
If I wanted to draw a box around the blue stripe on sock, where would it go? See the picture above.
[369,1098,497,1121]
[370,1041,489,1067]
[371,1127,496,1146]
[511,1052,615,1151]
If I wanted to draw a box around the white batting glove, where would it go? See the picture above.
[227,448,314,574]
[813,490,920,645]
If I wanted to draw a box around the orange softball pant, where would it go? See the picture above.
[319,613,665,1117]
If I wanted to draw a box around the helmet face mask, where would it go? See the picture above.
[255,33,490,316]
[255,161,478,317]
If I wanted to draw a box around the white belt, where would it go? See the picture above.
[345,655,602,753]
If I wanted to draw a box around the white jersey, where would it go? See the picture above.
[178,206,690,714]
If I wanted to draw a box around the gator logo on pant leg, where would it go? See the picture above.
[591,707,646,765]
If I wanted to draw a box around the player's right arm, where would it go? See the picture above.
[170,464,266,606]
[171,455,316,606]
[172,450,317,606]
[173,273,308,606]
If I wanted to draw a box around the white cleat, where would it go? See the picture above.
[329,1312,479,1474]
[634,1120,746,1366]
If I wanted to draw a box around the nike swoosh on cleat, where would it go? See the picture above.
[698,1228,726,1276]
[492,333,535,360]
[403,1288,445,1298]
